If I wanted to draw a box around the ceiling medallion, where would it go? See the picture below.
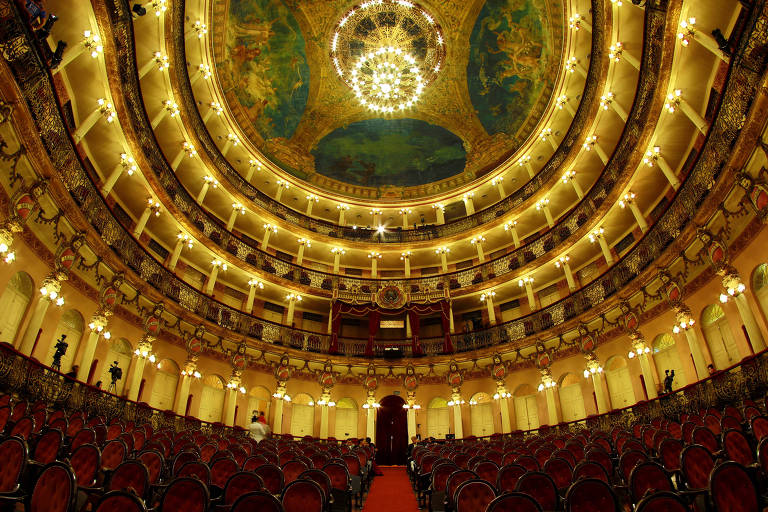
[331,0,445,114]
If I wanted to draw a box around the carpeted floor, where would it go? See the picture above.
[362,466,419,512]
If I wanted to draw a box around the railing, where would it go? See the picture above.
[0,0,765,358]
[0,342,242,436]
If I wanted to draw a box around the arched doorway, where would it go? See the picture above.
[426,397,450,439]
[605,356,635,409]
[43,309,84,373]
[469,392,494,437]
[290,393,315,438]
[702,304,741,369]
[558,373,586,423]
[99,338,132,395]
[652,334,686,390]
[513,384,539,431]
[150,359,180,411]
[335,398,359,440]
[199,375,225,423]
[375,395,408,465]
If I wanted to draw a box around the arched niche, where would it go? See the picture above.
[652,333,686,390]
[99,337,132,394]
[557,372,586,422]
[334,397,358,440]
[469,392,494,437]
[426,396,450,439]
[605,355,634,409]
[150,358,180,412]
[44,309,84,373]
[247,385,272,425]
[513,383,539,431]
[701,304,740,369]
[752,263,768,319]
[0,271,34,344]
[291,392,315,438]
[199,374,225,423]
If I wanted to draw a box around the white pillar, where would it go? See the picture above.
[524,281,536,311]
[545,387,559,425]
[54,43,87,73]
[540,204,554,228]
[320,406,330,439]
[73,103,109,143]
[568,177,584,199]
[245,282,258,314]
[297,241,308,266]
[655,154,681,190]
[168,237,189,272]
[499,398,511,433]
[463,195,475,215]
[734,294,766,351]
[434,206,445,225]
[558,259,576,292]
[678,98,708,134]
[628,202,648,233]
[438,251,448,272]
[205,264,221,295]
[175,375,192,415]
[402,253,411,277]
[484,295,496,324]
[366,407,375,439]
[196,181,211,204]
[370,254,379,278]
[19,296,53,355]
[687,29,730,62]
[306,196,317,216]
[262,227,275,251]
[128,358,147,401]
[227,205,244,231]
[452,404,463,438]
[77,330,100,382]
[506,223,521,248]
[246,161,260,182]
[224,388,237,426]
[683,329,709,380]
[203,103,222,124]
[592,231,614,265]
[407,408,416,440]
[592,372,609,413]
[275,183,287,202]
[471,239,485,262]
[495,180,506,199]
[448,302,455,333]
[337,206,348,225]
[273,399,284,434]
[133,207,152,238]
[332,251,342,273]
[221,135,239,157]
[286,297,298,326]
[638,352,658,399]
[519,158,535,179]
[102,155,136,195]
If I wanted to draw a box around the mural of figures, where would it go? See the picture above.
[222,0,309,141]
[467,0,557,137]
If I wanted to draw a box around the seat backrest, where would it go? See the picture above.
[94,490,147,512]
[473,461,499,484]
[709,461,760,512]
[71,428,96,451]
[572,461,609,483]
[159,477,209,512]
[514,455,540,472]
[635,491,689,512]
[515,471,558,512]
[0,436,27,493]
[322,462,350,491]
[723,429,755,466]
[10,401,27,422]
[33,429,62,465]
[565,477,619,512]
[454,479,496,512]
[486,492,542,512]
[299,469,331,502]
[657,438,683,472]
[11,416,35,440]
[618,450,648,483]
[172,451,198,475]
[680,444,714,490]
[281,479,324,512]
[210,457,239,488]
[137,450,163,484]
[177,461,211,485]
[254,463,285,494]
[445,470,477,506]
[692,426,718,453]
[629,462,672,504]
[431,463,459,493]
[751,416,768,441]
[30,462,75,512]
[223,471,264,505]
[101,439,127,470]
[342,454,361,475]
[496,464,526,493]
[281,460,309,484]
[544,457,573,489]
[70,443,101,487]
[231,491,284,512]
[109,460,149,498]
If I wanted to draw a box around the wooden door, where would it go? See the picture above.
[375,395,408,465]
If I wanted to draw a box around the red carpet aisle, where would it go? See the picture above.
[362,466,420,512]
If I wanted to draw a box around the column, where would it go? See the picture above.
[197,177,217,204]
[275,181,289,201]
[262,224,277,251]
[590,229,614,264]
[436,247,449,272]
[337,204,349,225]
[644,147,680,190]
[320,404,330,439]
[451,396,463,438]
[540,128,558,151]
[368,252,381,278]
[556,257,576,292]
[666,90,708,134]
[433,204,445,224]
[224,387,238,426]
[73,99,115,143]
[331,248,344,273]
[462,193,475,215]
[205,260,226,295]
[470,236,486,262]
[221,134,239,157]
[370,209,382,228]
[297,239,310,266]
[448,300,455,333]
[610,42,641,70]
[545,387,559,425]
[101,154,137,196]
[54,30,102,73]
[734,293,766,351]
[400,209,410,229]
[562,170,584,199]
[683,329,709,380]
[175,373,193,415]
[505,221,521,248]
[481,291,496,324]
[170,142,196,172]
[592,372,610,413]
[19,284,59,355]
[246,160,261,182]
[169,234,192,272]
[273,396,285,434]
[491,177,506,199]
[285,294,301,326]
[678,19,730,62]
[583,136,609,165]
[133,200,160,238]
[245,279,262,313]
[519,277,536,311]
[620,192,648,232]
[227,203,245,231]
[305,195,318,216]
[601,92,629,122]
[518,156,535,179]
[77,314,109,381]
[128,357,147,402]
[632,339,658,399]
[407,406,417,440]
[496,393,511,433]
[401,252,411,277]
[536,199,554,227]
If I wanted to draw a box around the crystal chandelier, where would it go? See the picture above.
[331,0,445,114]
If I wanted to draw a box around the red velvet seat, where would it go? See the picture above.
[177,461,211,485]
[220,471,264,507]
[722,429,755,466]
[172,451,198,475]
[66,416,85,438]
[101,439,127,470]
[70,428,96,451]
[93,490,146,512]
[281,479,324,512]
[680,444,714,491]
[0,436,27,494]
[33,428,63,465]
[634,491,689,512]
[137,449,163,484]
[751,415,768,441]
[486,492,542,512]
[282,460,309,484]
[242,454,268,471]
[496,464,526,493]
[453,479,495,512]
[108,460,150,499]
[473,461,499,485]
[298,469,332,507]
[709,461,760,512]
[254,463,285,495]
[310,453,329,468]
[572,461,609,483]
[514,455,540,472]
[158,477,209,512]
[70,443,101,487]
[10,401,27,422]
[657,438,683,472]
[543,457,573,490]
[231,491,284,512]
[211,457,239,490]
[692,426,718,453]
[629,462,673,504]
[10,415,34,440]
[0,406,11,433]
[564,477,619,512]
[618,450,648,483]
[445,470,477,511]
[27,462,76,512]
[584,448,612,476]
[515,471,558,512]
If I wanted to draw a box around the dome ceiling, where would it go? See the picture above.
[212,0,564,198]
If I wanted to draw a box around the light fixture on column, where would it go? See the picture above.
[400,251,411,260]
[83,30,103,58]
[209,102,223,116]
[88,320,111,340]
[556,95,569,110]
[627,343,650,359]
[134,346,156,363]
[297,238,311,247]
[399,208,411,215]
[480,290,496,302]
[643,146,660,166]
[368,251,382,259]
[272,391,292,401]
[493,391,511,399]
[463,192,475,201]
[719,273,746,303]
[150,0,167,16]
[491,176,503,186]
[40,280,64,306]
[672,310,695,334]
[192,20,208,38]
[677,18,697,46]
[517,155,532,169]
[0,229,15,264]
[197,64,212,80]
[518,276,534,287]
[177,233,194,249]
[588,227,605,244]
[226,378,246,394]
[583,361,603,379]
[618,191,636,208]
[582,135,598,152]
[609,42,624,62]
[370,208,382,216]
[535,198,550,210]
[664,89,683,113]
[435,246,450,255]
[503,220,517,231]
[97,98,116,123]
[539,128,553,142]
[152,52,169,71]
[330,247,346,256]
[147,198,162,217]
[316,399,337,407]
[538,374,556,392]
[561,169,576,184]
[211,259,228,272]
[600,92,615,110]
[362,401,381,409]
[306,194,319,203]
[470,235,486,245]
[162,100,180,118]
[263,223,278,234]
[227,133,240,146]
[432,202,445,212]
[402,403,421,409]
[554,255,569,268]
[446,398,465,406]
[337,203,349,211]
[568,14,583,30]
[565,57,579,73]
[610,0,622,5]
[181,367,202,379]
[248,278,264,289]
[232,202,246,216]
[286,293,302,302]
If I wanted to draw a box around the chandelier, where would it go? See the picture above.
[331,0,445,114]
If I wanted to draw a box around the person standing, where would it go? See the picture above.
[663,369,674,394]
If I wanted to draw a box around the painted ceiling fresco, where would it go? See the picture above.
[210,0,563,198]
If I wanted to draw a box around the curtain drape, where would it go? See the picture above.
[365,310,382,356]
[408,309,423,356]
[328,301,343,354]
[440,300,454,353]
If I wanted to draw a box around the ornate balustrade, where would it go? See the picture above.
[0,0,765,359]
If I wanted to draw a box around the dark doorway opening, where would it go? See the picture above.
[375,395,408,465]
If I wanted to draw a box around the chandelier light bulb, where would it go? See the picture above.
[609,42,623,62]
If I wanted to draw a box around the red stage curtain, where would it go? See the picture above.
[366,310,382,356]
[440,301,454,353]
[408,309,423,356]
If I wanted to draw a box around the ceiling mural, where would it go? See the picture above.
[219,0,309,141]
[210,0,564,199]
[311,119,467,188]
[468,0,557,136]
